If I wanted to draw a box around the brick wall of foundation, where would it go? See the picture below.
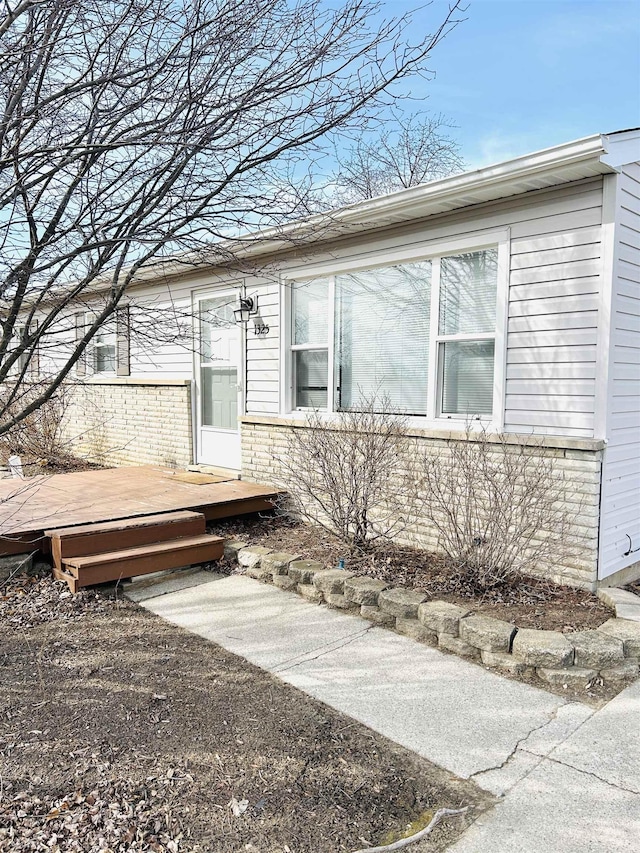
[63,380,193,469]
[241,416,604,591]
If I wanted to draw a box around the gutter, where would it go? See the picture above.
[129,133,611,285]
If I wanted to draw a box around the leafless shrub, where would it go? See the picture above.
[0,383,80,473]
[274,400,418,552]
[416,426,578,590]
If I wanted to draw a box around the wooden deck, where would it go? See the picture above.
[0,465,281,554]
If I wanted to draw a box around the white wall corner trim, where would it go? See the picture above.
[594,173,619,440]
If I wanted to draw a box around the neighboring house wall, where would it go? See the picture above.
[598,164,640,583]
[241,417,604,590]
[63,379,192,468]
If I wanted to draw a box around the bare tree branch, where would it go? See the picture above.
[325,110,464,204]
[0,0,464,434]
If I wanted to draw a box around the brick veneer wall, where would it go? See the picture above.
[241,417,604,591]
[63,380,193,469]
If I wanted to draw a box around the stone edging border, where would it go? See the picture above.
[225,541,640,690]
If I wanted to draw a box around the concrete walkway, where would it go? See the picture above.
[127,571,640,852]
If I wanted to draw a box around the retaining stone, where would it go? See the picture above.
[597,618,640,659]
[480,650,534,677]
[438,633,481,661]
[223,539,249,560]
[378,587,427,619]
[237,546,272,569]
[313,569,354,595]
[288,560,323,584]
[570,630,624,669]
[600,660,639,682]
[395,617,437,645]
[419,601,470,636]
[537,667,597,688]
[262,551,300,576]
[272,574,298,592]
[512,629,574,669]
[459,615,516,653]
[245,563,273,581]
[325,592,359,611]
[297,583,324,603]
[360,605,396,628]
[343,576,388,606]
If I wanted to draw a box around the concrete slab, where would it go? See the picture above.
[520,701,595,757]
[137,574,369,671]
[471,749,542,797]
[549,677,640,794]
[0,552,34,579]
[448,758,640,852]
[276,627,566,779]
[136,574,568,781]
[125,568,223,601]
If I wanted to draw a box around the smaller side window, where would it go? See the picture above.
[291,279,329,409]
[436,248,498,417]
[86,306,129,375]
[12,322,38,376]
[93,319,116,373]
[16,325,28,372]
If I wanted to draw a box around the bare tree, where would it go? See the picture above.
[273,400,419,552]
[328,111,464,204]
[0,0,463,435]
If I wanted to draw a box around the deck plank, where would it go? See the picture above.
[0,466,281,541]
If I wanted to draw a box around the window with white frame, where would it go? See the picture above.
[289,245,500,419]
[11,321,39,376]
[93,321,117,373]
[75,307,130,376]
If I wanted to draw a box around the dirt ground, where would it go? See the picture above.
[0,576,492,853]
[210,514,612,633]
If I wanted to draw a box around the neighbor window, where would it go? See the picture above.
[93,325,117,373]
[289,245,500,419]
[75,307,130,376]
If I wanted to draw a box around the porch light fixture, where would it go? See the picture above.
[233,285,258,325]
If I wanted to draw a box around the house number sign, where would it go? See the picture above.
[253,323,270,336]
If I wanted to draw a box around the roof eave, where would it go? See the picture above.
[112,133,622,287]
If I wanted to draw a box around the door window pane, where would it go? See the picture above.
[202,366,238,429]
[334,261,431,413]
[439,249,498,336]
[293,279,329,345]
[200,296,236,363]
[294,349,328,408]
[440,340,495,415]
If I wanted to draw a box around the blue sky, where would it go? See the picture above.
[387,0,640,168]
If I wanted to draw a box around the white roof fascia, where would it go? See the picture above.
[76,132,626,292]
[325,133,610,223]
[197,134,615,259]
[600,128,640,170]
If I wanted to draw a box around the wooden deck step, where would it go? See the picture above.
[46,510,206,570]
[58,533,224,592]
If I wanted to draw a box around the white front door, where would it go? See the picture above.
[195,292,242,469]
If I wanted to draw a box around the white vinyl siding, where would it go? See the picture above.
[35,176,606,435]
[599,165,640,580]
[272,177,604,431]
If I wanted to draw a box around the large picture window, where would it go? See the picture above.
[290,245,500,420]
